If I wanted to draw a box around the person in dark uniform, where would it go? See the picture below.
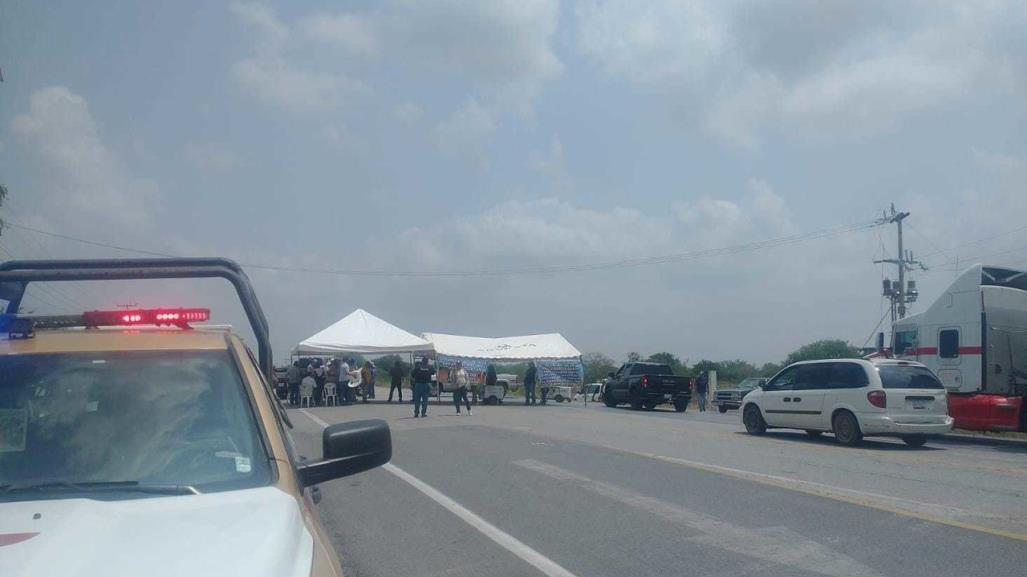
[411,357,435,418]
[388,360,405,402]
[524,362,538,406]
[696,372,709,412]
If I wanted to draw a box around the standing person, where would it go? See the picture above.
[313,360,326,406]
[368,361,377,400]
[338,357,353,404]
[286,361,302,406]
[696,372,709,412]
[452,362,472,415]
[524,362,538,406]
[485,364,497,394]
[411,357,435,418]
[388,360,405,402]
[360,361,373,403]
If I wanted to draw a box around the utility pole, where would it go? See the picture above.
[875,204,926,321]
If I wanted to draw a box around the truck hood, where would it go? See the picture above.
[0,486,313,577]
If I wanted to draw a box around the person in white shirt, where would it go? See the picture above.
[300,373,316,407]
[453,362,471,415]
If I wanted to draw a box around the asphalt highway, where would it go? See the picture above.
[289,394,1027,577]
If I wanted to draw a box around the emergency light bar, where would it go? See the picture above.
[83,307,210,328]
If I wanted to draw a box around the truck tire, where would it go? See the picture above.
[743,404,766,435]
[673,398,689,413]
[629,393,644,410]
[604,395,618,408]
[832,411,863,446]
[902,434,927,448]
[643,400,659,410]
[718,405,728,413]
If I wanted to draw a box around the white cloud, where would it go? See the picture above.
[229,1,288,45]
[434,98,497,163]
[384,180,797,273]
[576,0,727,84]
[299,12,379,56]
[229,1,562,158]
[575,1,1026,146]
[11,86,158,227]
[393,102,422,123]
[384,0,563,114]
[185,142,244,172]
[530,135,565,176]
[231,55,363,112]
[230,2,365,113]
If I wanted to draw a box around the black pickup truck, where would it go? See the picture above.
[603,362,692,412]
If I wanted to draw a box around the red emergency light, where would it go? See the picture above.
[82,307,211,329]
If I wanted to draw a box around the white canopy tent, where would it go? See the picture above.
[421,332,581,360]
[294,309,433,355]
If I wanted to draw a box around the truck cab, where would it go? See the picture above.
[892,264,1027,431]
[0,259,393,577]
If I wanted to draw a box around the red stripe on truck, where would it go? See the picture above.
[910,346,982,356]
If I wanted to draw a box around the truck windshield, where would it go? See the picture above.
[0,351,272,497]
[876,365,944,390]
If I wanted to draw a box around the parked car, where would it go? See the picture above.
[603,362,692,411]
[712,377,767,413]
[741,358,954,447]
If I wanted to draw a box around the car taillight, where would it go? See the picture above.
[641,375,649,387]
[867,390,887,409]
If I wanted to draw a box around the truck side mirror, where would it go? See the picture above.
[607,372,615,379]
[298,419,392,487]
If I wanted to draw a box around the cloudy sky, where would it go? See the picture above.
[1,1,1025,365]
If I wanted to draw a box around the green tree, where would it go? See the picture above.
[759,362,782,377]
[783,339,859,366]
[625,351,642,363]
[646,352,685,375]
[582,352,617,383]
[715,359,758,384]
[691,359,720,377]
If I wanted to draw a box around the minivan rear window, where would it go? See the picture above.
[876,365,944,389]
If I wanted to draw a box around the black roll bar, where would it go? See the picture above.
[0,258,273,379]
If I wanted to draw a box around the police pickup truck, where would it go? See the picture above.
[602,362,692,412]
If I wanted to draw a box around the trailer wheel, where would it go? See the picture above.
[554,394,564,403]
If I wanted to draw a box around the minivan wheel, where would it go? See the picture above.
[832,411,863,446]
[902,435,927,448]
[743,405,766,435]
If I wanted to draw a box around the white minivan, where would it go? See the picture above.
[741,358,954,447]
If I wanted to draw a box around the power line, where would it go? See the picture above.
[0,242,82,312]
[917,224,1027,261]
[4,219,880,278]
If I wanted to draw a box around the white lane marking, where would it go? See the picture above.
[514,459,885,577]
[384,463,579,577]
[642,453,1008,522]
[297,409,579,577]
[299,408,329,428]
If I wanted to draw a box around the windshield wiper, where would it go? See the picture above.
[1,480,199,495]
